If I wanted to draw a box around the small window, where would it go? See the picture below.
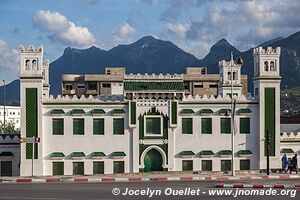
[201,118,212,134]
[209,84,218,88]
[53,119,64,135]
[182,118,193,134]
[270,61,276,71]
[146,117,161,135]
[240,118,250,134]
[102,83,111,88]
[221,160,231,172]
[73,119,84,135]
[182,160,193,171]
[73,162,84,175]
[107,70,111,75]
[53,162,64,175]
[93,119,104,135]
[240,159,250,170]
[113,118,124,135]
[202,160,212,171]
[264,61,269,71]
[77,83,85,89]
[184,82,189,90]
[88,82,97,90]
[113,161,124,173]
[65,84,73,90]
[194,83,203,88]
[93,161,104,174]
[221,118,231,134]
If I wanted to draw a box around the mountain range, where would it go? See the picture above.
[1,31,300,106]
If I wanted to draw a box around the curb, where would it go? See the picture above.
[1,175,300,184]
[215,183,300,189]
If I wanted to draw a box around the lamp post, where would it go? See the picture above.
[2,80,6,132]
[230,53,235,176]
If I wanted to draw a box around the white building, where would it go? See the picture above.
[19,45,287,176]
[0,106,21,130]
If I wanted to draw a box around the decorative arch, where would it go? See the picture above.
[270,61,276,71]
[140,145,167,168]
[264,61,269,71]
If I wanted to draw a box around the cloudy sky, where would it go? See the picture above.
[0,0,300,83]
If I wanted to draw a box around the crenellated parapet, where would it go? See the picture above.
[43,94,125,103]
[182,93,256,102]
[125,73,183,81]
[253,46,281,55]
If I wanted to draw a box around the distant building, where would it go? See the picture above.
[0,106,21,130]
[19,45,284,176]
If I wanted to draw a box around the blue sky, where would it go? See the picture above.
[0,0,300,83]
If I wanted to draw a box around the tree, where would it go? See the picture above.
[0,122,18,134]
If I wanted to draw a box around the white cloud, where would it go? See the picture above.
[0,38,19,72]
[113,22,136,43]
[33,10,96,48]
[165,23,190,38]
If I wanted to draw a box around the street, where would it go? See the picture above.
[0,179,299,200]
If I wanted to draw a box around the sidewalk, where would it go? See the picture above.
[1,172,300,184]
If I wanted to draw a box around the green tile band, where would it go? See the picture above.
[264,88,275,156]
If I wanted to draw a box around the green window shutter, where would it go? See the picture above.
[53,162,64,175]
[182,160,193,171]
[201,118,212,134]
[221,160,231,171]
[93,161,104,174]
[146,118,161,134]
[240,159,250,170]
[264,88,276,156]
[73,162,84,175]
[202,160,212,171]
[113,118,124,135]
[130,101,136,125]
[182,118,193,134]
[53,119,64,135]
[73,119,84,135]
[221,118,231,134]
[93,119,104,135]
[240,118,250,134]
[171,101,177,125]
[113,161,124,173]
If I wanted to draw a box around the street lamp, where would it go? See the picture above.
[2,80,6,132]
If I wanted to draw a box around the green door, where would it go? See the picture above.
[1,161,12,176]
[144,149,163,172]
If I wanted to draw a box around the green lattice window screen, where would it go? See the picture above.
[221,160,231,171]
[182,118,193,134]
[53,162,64,175]
[202,160,212,171]
[146,118,161,134]
[113,161,124,173]
[182,160,193,171]
[221,118,231,134]
[73,162,84,175]
[73,119,84,135]
[264,88,276,156]
[201,118,212,134]
[26,88,38,159]
[171,101,177,124]
[240,118,250,134]
[113,118,124,135]
[240,159,250,170]
[130,101,136,125]
[93,119,104,135]
[53,119,64,135]
[93,161,104,174]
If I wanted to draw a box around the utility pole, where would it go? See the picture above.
[230,52,235,176]
[2,80,6,132]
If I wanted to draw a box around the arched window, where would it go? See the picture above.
[270,61,276,71]
[264,61,269,71]
[233,72,237,80]
[32,59,37,70]
[227,72,231,80]
[25,60,31,70]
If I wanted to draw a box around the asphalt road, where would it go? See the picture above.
[0,179,299,200]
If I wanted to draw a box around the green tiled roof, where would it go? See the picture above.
[219,109,231,114]
[199,150,214,156]
[200,109,214,114]
[238,150,252,155]
[180,151,195,156]
[112,109,125,114]
[50,152,65,158]
[219,150,232,156]
[280,148,294,154]
[0,152,13,157]
[71,152,85,157]
[91,109,106,115]
[91,152,106,157]
[180,109,195,114]
[124,81,185,91]
[238,108,252,114]
[70,109,85,115]
[111,152,126,157]
[50,109,65,115]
